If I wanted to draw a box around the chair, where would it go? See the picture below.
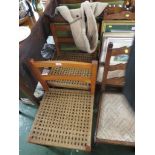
[95,43,135,146]
[50,23,99,63]
[28,59,98,151]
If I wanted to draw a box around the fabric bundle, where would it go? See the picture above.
[55,1,108,53]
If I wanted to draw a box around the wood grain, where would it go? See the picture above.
[111,46,131,56]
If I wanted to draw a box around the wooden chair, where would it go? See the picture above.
[95,42,135,146]
[28,59,98,151]
[50,23,99,63]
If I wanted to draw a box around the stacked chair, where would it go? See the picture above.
[95,43,135,146]
[95,2,135,146]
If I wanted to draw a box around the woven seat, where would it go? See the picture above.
[47,66,91,90]
[28,88,94,151]
[96,93,135,146]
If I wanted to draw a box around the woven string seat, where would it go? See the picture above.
[28,88,94,151]
[53,51,97,63]
[47,66,91,90]
[96,93,135,146]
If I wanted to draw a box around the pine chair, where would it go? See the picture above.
[28,59,98,151]
[95,42,135,146]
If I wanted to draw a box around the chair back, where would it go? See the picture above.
[102,42,131,88]
[29,59,98,94]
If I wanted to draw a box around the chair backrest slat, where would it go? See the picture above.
[106,77,125,87]
[111,46,131,56]
[109,63,127,71]
[53,24,70,31]
[57,37,74,43]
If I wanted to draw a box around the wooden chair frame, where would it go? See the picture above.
[28,59,98,95]
[103,6,135,20]
[95,44,134,147]
[101,42,131,90]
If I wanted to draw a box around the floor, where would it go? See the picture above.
[19,89,134,155]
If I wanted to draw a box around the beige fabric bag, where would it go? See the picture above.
[55,1,108,53]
